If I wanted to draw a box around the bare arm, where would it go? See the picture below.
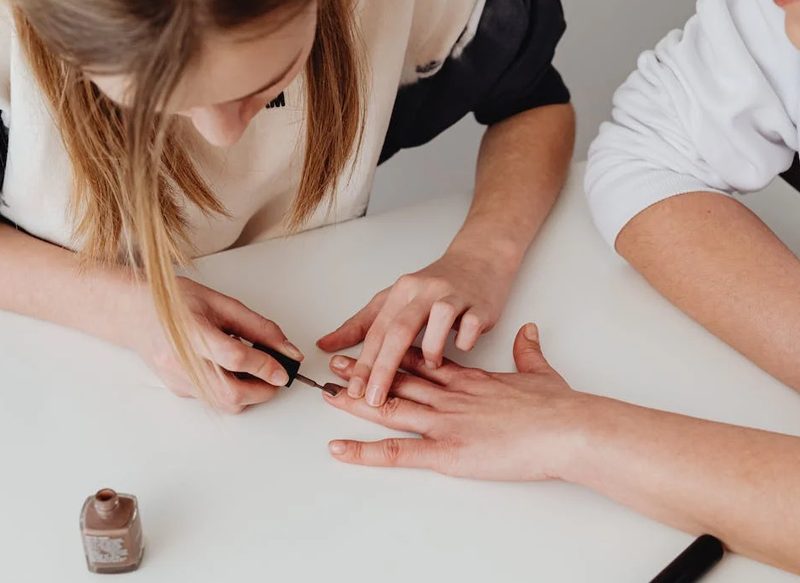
[0,222,302,411]
[617,192,800,392]
[448,103,576,269]
[0,222,139,346]
[573,395,800,573]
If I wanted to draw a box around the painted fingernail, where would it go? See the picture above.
[366,386,383,407]
[329,441,346,455]
[323,383,344,397]
[331,355,349,370]
[349,377,365,398]
[270,370,290,386]
[283,341,304,360]
[524,323,539,341]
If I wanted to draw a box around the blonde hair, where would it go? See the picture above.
[13,0,364,395]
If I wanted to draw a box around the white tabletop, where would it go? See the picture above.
[2,164,799,582]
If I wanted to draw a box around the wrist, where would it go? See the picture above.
[447,223,526,274]
[548,392,617,484]
[95,268,152,352]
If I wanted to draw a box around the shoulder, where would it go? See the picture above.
[402,0,482,84]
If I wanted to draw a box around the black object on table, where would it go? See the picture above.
[649,535,725,583]
[249,343,341,396]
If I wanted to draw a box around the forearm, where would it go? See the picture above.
[566,394,800,573]
[0,222,141,348]
[448,103,575,265]
[618,192,800,392]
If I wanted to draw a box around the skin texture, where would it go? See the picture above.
[617,192,800,392]
[317,104,576,407]
[323,327,800,575]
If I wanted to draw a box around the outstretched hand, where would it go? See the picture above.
[322,324,587,482]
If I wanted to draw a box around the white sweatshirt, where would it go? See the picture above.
[585,0,800,249]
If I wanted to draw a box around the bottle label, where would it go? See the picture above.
[84,535,129,564]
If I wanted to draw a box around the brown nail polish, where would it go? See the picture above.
[80,488,144,574]
[323,383,345,397]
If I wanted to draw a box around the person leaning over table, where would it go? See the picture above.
[0,0,574,411]
[319,0,800,575]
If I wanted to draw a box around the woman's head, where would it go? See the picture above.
[25,0,318,146]
[776,0,800,49]
[13,0,364,400]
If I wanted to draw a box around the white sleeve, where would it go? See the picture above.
[585,0,800,248]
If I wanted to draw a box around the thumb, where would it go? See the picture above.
[513,323,551,374]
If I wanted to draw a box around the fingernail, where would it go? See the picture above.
[329,441,346,455]
[524,323,539,342]
[331,355,349,370]
[323,383,344,397]
[366,386,383,407]
[349,377,365,398]
[283,340,304,360]
[425,359,437,369]
[270,370,290,386]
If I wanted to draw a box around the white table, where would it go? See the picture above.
[2,165,799,582]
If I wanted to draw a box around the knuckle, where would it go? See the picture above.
[349,317,370,337]
[382,439,403,464]
[379,397,402,419]
[259,318,281,334]
[222,344,248,370]
[395,274,416,289]
[227,298,246,312]
[349,441,364,461]
[371,289,390,306]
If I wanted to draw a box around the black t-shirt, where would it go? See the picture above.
[380,0,570,163]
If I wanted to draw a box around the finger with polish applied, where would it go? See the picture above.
[323,389,436,434]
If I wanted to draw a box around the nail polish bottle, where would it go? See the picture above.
[80,488,144,574]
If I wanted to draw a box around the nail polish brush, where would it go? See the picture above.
[251,343,342,396]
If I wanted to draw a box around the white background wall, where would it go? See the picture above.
[371,0,697,213]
